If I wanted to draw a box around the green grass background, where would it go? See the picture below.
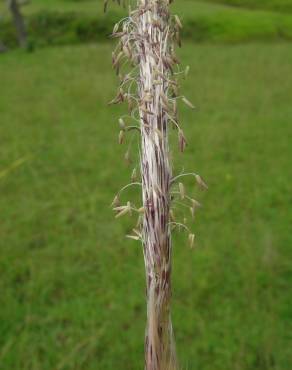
[202,0,292,12]
[0,0,292,369]
[2,0,292,47]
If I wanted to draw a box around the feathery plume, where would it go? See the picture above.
[108,1,207,368]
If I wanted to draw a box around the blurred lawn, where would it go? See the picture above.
[0,41,291,369]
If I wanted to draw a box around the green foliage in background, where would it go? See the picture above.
[204,0,292,12]
[0,42,291,370]
[2,0,292,48]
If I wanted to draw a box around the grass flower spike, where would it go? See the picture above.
[108,0,208,368]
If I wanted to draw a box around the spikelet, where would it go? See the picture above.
[131,167,137,182]
[170,209,175,222]
[118,130,125,144]
[174,15,183,29]
[182,96,195,109]
[178,129,187,152]
[111,195,120,207]
[133,228,142,238]
[178,182,185,199]
[189,206,195,219]
[138,206,145,214]
[126,234,140,241]
[160,91,170,108]
[195,174,208,190]
[114,205,131,218]
[191,198,202,208]
[127,201,132,216]
[113,22,119,34]
[119,118,126,129]
[136,214,143,228]
[188,233,195,248]
[113,51,123,68]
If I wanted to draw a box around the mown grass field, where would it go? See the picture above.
[0,40,291,369]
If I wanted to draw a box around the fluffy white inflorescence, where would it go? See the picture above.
[109,1,207,369]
